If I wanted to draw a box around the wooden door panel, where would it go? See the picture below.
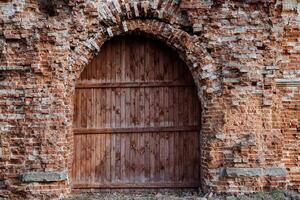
[73,132,199,187]
[73,87,200,129]
[73,36,201,189]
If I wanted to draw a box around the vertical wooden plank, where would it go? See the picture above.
[174,87,179,128]
[92,87,101,183]
[183,132,189,182]
[154,132,160,182]
[124,133,130,183]
[129,37,135,83]
[120,133,126,182]
[74,135,80,182]
[179,132,184,182]
[185,133,191,182]
[134,87,139,128]
[125,87,130,129]
[140,37,145,82]
[120,37,126,82]
[190,132,197,182]
[154,87,160,127]
[86,89,92,128]
[105,87,111,183]
[163,132,170,182]
[94,133,100,183]
[140,133,146,183]
[184,88,190,126]
[107,40,112,83]
[188,88,194,126]
[111,88,116,128]
[135,38,140,82]
[149,132,154,182]
[100,88,106,128]
[99,42,106,83]
[116,134,122,182]
[106,88,111,128]
[139,88,145,128]
[98,134,104,183]
[129,133,136,183]
[115,89,122,182]
[124,87,131,183]
[105,133,111,183]
[111,134,116,182]
[144,39,150,184]
[136,133,142,183]
[153,42,159,81]
[81,134,87,182]
[87,135,92,183]
[124,38,130,82]
[144,40,151,127]
[115,38,122,83]
[80,90,87,128]
[165,132,170,182]
[169,131,174,182]
[78,134,83,183]
[120,88,126,128]
[149,39,155,82]
[91,134,96,183]
[174,132,178,183]
[144,39,149,82]
[93,88,97,129]
[144,132,150,182]
[159,132,165,182]
[158,87,164,127]
[75,90,80,128]
[149,88,154,127]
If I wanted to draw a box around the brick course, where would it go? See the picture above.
[0,0,299,199]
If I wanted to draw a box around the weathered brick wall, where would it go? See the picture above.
[0,0,299,199]
[277,0,300,191]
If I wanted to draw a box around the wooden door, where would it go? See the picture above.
[72,36,201,189]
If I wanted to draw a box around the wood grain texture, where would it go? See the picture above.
[72,36,201,188]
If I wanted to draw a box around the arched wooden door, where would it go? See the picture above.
[72,36,201,189]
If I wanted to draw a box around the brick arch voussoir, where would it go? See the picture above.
[70,19,219,104]
[94,0,182,26]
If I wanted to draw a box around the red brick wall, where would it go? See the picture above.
[0,0,299,199]
[277,1,300,190]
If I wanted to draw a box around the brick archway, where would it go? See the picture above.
[72,34,203,189]
[67,18,221,193]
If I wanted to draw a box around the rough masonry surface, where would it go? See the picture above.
[0,0,299,199]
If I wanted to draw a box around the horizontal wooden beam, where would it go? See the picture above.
[75,81,195,89]
[72,182,200,189]
[73,126,201,135]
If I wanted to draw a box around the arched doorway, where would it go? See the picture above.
[72,35,201,189]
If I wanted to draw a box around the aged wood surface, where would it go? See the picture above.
[73,36,201,189]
